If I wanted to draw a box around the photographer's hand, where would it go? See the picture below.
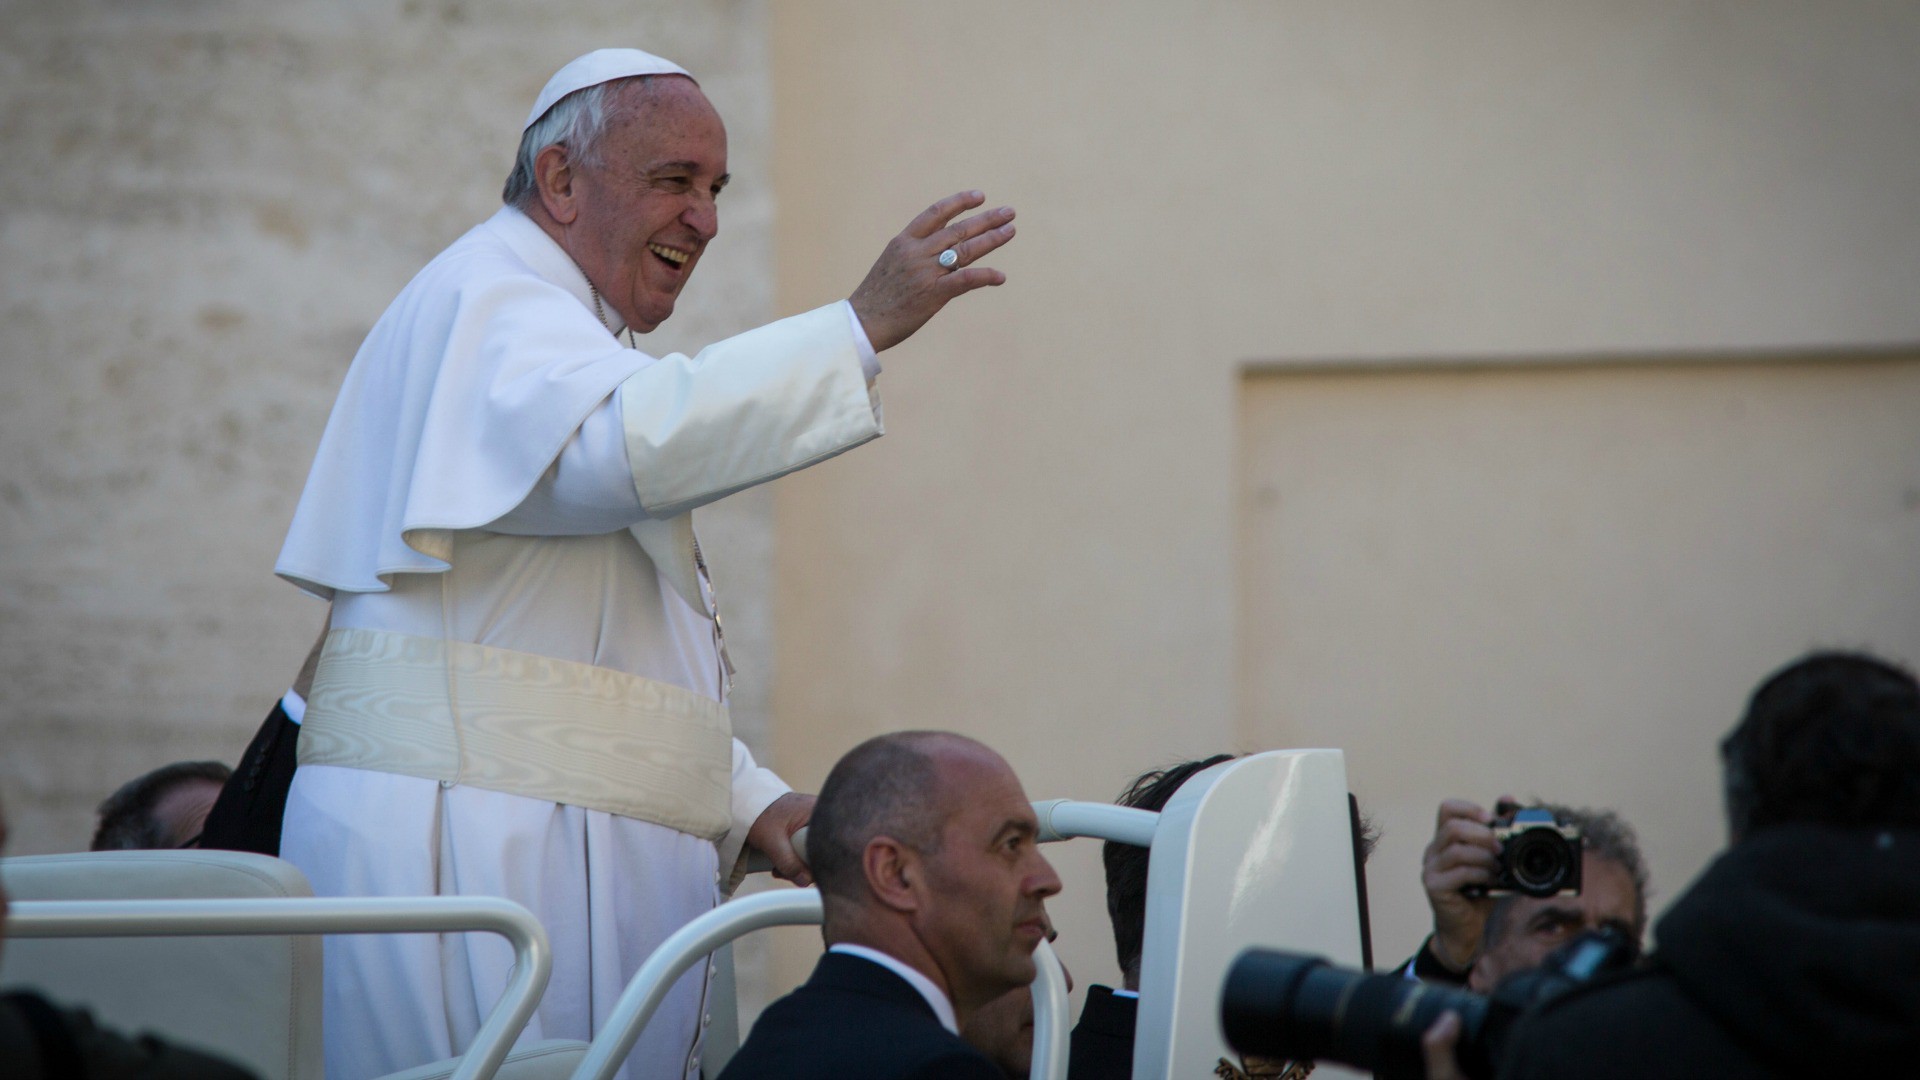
[1421,1012,1467,1080]
[1421,798,1504,973]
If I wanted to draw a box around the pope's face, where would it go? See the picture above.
[567,76,727,334]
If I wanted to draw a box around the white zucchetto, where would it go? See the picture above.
[525,48,695,130]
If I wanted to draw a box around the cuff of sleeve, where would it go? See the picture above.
[842,299,882,384]
[718,744,793,895]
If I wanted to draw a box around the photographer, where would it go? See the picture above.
[1410,651,1920,1078]
[1481,651,1920,1076]
[1404,800,1648,994]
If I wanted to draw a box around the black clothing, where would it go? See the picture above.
[0,991,257,1080]
[198,700,299,856]
[719,951,1001,1080]
[1066,984,1136,1080]
[1399,936,1470,986]
[1501,825,1920,1078]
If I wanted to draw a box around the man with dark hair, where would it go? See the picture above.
[199,620,327,857]
[1069,754,1231,1080]
[1422,651,1920,1077]
[90,761,233,851]
[1404,800,1648,994]
[721,732,1061,1080]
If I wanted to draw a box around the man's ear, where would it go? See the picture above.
[863,836,922,914]
[535,143,579,225]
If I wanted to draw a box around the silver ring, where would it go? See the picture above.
[937,248,959,270]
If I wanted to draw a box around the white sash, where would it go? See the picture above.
[298,628,732,840]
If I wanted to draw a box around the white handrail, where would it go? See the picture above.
[1029,936,1070,1080]
[7,896,550,1080]
[742,798,1154,874]
[572,889,823,1080]
[1031,798,1159,847]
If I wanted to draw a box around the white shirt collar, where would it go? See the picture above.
[827,943,959,1035]
[281,688,307,725]
[483,205,629,337]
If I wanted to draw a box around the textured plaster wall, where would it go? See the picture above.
[0,1,779,857]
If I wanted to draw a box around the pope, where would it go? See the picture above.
[273,48,1015,1079]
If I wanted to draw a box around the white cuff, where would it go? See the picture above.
[718,738,793,893]
[842,299,882,385]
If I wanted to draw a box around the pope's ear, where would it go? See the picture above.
[863,836,921,914]
[534,143,579,225]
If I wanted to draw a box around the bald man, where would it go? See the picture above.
[722,732,1061,1080]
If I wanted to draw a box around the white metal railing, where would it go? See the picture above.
[1030,798,1158,848]
[573,890,821,1080]
[744,798,1155,874]
[6,895,550,1080]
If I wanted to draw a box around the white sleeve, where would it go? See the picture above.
[489,301,882,535]
[617,301,883,517]
[716,737,794,894]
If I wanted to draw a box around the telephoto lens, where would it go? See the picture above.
[1220,951,1495,1079]
[1220,930,1637,1080]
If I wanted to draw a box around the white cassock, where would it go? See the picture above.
[275,205,882,1080]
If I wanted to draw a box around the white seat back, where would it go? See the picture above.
[1132,749,1365,1079]
[0,849,323,1079]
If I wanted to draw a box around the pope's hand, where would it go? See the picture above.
[848,190,1016,352]
[747,791,816,888]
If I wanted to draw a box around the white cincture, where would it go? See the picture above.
[298,628,734,839]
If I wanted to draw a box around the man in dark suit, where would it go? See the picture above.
[1070,755,1362,1080]
[199,622,325,856]
[721,731,1062,1080]
[1067,755,1231,1080]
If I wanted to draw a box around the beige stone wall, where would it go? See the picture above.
[0,1,780,856]
[768,0,1920,1008]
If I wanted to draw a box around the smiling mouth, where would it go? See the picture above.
[648,242,691,269]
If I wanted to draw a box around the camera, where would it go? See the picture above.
[1470,806,1583,899]
[1220,928,1637,1079]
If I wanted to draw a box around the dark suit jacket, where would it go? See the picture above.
[719,951,1001,1080]
[198,699,299,856]
[1067,984,1136,1080]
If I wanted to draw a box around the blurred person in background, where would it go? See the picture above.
[1421,651,1920,1078]
[90,761,231,851]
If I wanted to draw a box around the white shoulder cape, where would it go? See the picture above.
[277,207,651,599]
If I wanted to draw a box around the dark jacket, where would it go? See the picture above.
[0,991,257,1080]
[1500,825,1920,1078]
[719,951,1001,1080]
[198,699,300,856]
[1067,984,1136,1080]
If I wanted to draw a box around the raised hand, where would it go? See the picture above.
[848,190,1017,352]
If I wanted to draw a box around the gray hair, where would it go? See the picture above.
[501,76,652,209]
